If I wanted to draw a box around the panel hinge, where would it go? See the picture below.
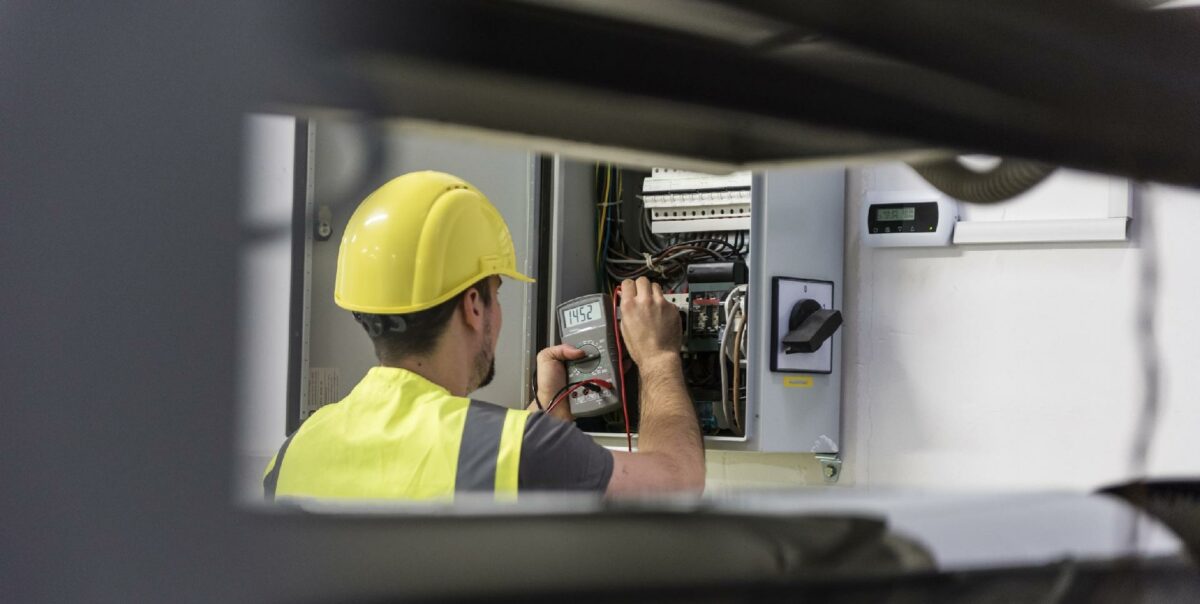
[816,454,842,485]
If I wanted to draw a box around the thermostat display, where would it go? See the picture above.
[863,191,957,247]
[876,207,916,222]
[868,202,938,234]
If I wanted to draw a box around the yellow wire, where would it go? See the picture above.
[617,170,624,253]
[593,163,601,263]
[595,165,611,267]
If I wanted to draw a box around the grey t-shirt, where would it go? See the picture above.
[519,412,614,492]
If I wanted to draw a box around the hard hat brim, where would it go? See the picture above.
[502,270,536,284]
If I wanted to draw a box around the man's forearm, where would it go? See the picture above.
[636,355,704,479]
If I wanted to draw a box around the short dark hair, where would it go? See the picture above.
[354,278,494,362]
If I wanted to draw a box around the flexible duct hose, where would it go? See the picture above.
[909,157,1056,203]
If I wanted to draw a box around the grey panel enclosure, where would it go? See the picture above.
[748,168,845,453]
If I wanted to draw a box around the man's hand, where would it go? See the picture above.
[619,277,682,367]
[532,344,586,421]
[606,277,703,495]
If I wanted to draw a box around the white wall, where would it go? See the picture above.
[840,164,1200,490]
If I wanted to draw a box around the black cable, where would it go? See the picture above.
[530,364,581,412]
[536,382,574,413]
[670,237,744,260]
[607,237,733,284]
[529,375,541,410]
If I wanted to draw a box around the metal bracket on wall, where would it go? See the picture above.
[315,205,333,241]
[816,454,842,484]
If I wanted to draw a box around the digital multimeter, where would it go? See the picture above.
[556,294,622,417]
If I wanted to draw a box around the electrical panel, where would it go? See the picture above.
[550,162,845,453]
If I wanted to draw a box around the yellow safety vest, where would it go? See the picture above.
[262,367,530,501]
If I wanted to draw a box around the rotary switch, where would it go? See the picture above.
[574,343,602,374]
[783,299,843,354]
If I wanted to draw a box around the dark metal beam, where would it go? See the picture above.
[268,0,1200,185]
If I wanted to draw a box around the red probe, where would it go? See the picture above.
[612,286,632,452]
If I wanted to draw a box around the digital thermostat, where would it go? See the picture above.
[863,190,957,247]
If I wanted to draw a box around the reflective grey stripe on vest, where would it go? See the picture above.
[262,432,296,501]
[455,400,508,491]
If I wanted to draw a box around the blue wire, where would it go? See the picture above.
[602,166,615,285]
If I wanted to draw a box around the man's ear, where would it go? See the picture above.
[460,287,486,332]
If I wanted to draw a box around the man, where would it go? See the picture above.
[263,171,705,500]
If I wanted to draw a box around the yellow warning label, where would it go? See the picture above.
[783,376,814,388]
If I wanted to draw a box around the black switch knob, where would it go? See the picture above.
[788,299,823,332]
[783,299,843,354]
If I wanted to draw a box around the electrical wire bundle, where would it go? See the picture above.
[595,164,748,292]
[720,285,749,436]
[594,164,624,292]
[591,165,751,440]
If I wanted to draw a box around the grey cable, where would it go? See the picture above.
[1039,558,1078,604]
[1128,183,1162,556]
[909,157,1056,203]
[718,308,735,428]
[1131,183,1161,477]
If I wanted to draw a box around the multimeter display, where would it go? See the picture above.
[562,301,602,329]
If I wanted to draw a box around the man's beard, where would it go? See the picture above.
[478,356,496,389]
[472,317,496,391]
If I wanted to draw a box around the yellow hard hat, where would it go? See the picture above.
[334,171,534,314]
